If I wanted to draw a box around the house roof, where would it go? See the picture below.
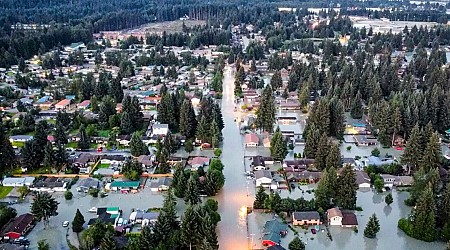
[189,156,209,166]
[55,99,70,107]
[245,133,259,144]
[78,100,91,107]
[255,170,272,180]
[267,246,286,250]
[292,211,320,221]
[142,212,159,221]
[262,219,287,235]
[158,177,172,187]
[327,208,343,218]
[1,213,33,236]
[78,178,99,188]
[0,243,26,250]
[110,181,140,188]
[342,211,358,226]
[355,170,371,185]
[152,124,169,129]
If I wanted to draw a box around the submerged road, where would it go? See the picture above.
[215,65,254,250]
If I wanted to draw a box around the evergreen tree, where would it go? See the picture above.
[54,121,67,145]
[98,95,116,127]
[412,185,437,242]
[31,192,59,228]
[43,142,56,168]
[315,168,332,209]
[157,93,177,130]
[438,182,450,227]
[153,189,180,245]
[109,77,124,103]
[314,134,329,171]
[270,70,282,89]
[172,166,188,198]
[120,111,133,134]
[336,165,357,209]
[385,193,393,206]
[364,213,380,238]
[0,123,16,172]
[185,174,201,205]
[329,98,345,139]
[21,141,41,170]
[37,240,49,250]
[326,143,341,170]
[179,99,197,139]
[196,115,210,143]
[72,209,85,233]
[298,83,310,109]
[201,214,219,250]
[401,124,422,174]
[130,132,149,157]
[204,169,225,196]
[181,205,203,247]
[253,186,268,209]
[100,231,118,250]
[350,91,363,119]
[255,85,276,132]
[210,118,221,148]
[78,124,90,150]
[419,132,441,172]
[288,236,305,250]
[270,128,288,161]
[304,125,320,159]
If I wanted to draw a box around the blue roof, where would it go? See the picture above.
[65,95,76,100]
[37,96,50,103]
[352,123,366,128]
[142,90,155,96]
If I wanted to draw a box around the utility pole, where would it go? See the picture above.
[246,181,250,196]
[250,233,255,250]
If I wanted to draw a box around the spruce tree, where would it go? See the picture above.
[326,143,341,170]
[315,168,331,209]
[350,91,363,119]
[99,231,118,250]
[288,236,305,250]
[314,134,329,171]
[172,167,188,198]
[304,125,320,159]
[179,99,197,139]
[438,183,450,227]
[43,142,56,168]
[0,123,15,172]
[270,70,282,89]
[181,205,203,247]
[253,186,268,209]
[270,128,287,161]
[72,209,85,233]
[120,111,133,134]
[336,164,357,209]
[196,115,210,143]
[385,193,393,206]
[201,214,219,250]
[109,77,124,103]
[255,85,276,132]
[401,124,422,174]
[419,132,441,172]
[364,213,380,238]
[54,121,67,145]
[412,185,437,242]
[78,124,90,150]
[130,132,149,157]
[157,93,177,130]
[185,174,201,205]
[210,118,221,148]
[153,189,179,243]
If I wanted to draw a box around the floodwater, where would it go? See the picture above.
[248,188,446,250]
[215,66,254,250]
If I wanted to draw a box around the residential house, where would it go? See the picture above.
[365,156,395,167]
[55,99,71,110]
[283,159,314,172]
[353,135,377,146]
[33,96,53,110]
[30,177,69,192]
[380,174,396,189]
[77,100,91,110]
[65,42,86,52]
[255,170,272,187]
[108,181,140,191]
[137,155,153,168]
[9,135,33,143]
[149,177,173,192]
[88,207,120,227]
[189,156,210,171]
[287,171,321,184]
[252,156,274,170]
[1,177,35,187]
[245,133,259,147]
[355,170,371,189]
[1,213,34,239]
[73,153,97,173]
[117,135,131,146]
[263,137,271,147]
[327,208,358,227]
[77,178,100,191]
[277,113,297,124]
[142,212,160,227]
[261,219,288,247]
[0,243,26,250]
[292,211,321,226]
[148,123,169,137]
[279,101,300,110]
[394,176,413,186]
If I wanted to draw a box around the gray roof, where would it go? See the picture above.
[158,177,172,186]
[255,170,272,180]
[152,124,169,129]
[78,178,100,188]
[142,212,159,220]
[293,211,320,221]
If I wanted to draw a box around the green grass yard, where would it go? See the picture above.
[98,130,110,137]
[0,186,13,198]
[11,141,25,148]
[98,163,111,169]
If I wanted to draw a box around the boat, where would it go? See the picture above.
[88,207,97,213]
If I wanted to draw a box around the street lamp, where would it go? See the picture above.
[248,233,255,250]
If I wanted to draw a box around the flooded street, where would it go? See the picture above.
[215,65,254,250]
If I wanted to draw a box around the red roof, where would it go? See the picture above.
[245,133,259,144]
[55,99,70,107]
[78,100,91,107]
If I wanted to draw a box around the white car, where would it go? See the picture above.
[63,221,69,227]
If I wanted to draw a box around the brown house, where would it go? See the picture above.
[292,211,321,226]
[1,213,34,239]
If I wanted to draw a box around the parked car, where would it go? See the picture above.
[63,221,69,227]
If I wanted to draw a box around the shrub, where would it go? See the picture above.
[346,146,352,151]
[355,206,363,211]
[65,191,73,200]
[398,218,414,237]
[89,188,99,197]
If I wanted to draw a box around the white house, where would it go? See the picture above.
[2,177,35,187]
[381,174,396,189]
[355,170,371,189]
[149,123,169,137]
[327,208,343,226]
[255,170,272,187]
[9,135,33,143]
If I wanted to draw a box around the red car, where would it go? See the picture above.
[97,146,103,152]
[311,228,317,234]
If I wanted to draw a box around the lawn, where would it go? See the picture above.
[11,141,25,148]
[98,130,110,137]
[66,142,77,149]
[0,186,13,198]
[98,163,111,169]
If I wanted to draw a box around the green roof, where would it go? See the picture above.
[445,129,450,134]
[107,207,120,212]
[110,214,119,219]
[110,181,140,188]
